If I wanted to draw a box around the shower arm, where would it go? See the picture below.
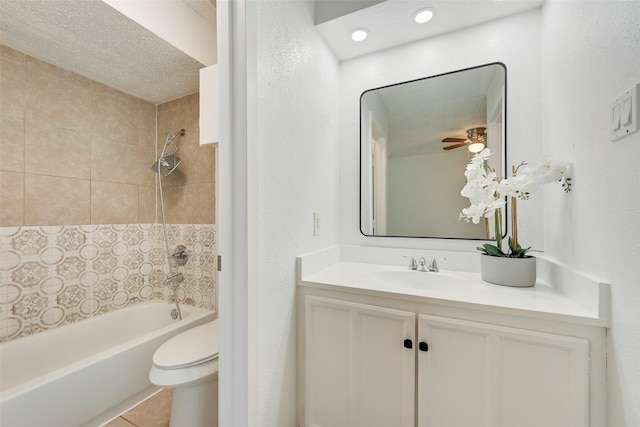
[159,129,185,159]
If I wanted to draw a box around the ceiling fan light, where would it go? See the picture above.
[468,142,485,153]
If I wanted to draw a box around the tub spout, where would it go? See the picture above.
[165,273,184,285]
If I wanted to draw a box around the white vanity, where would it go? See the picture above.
[296,246,609,427]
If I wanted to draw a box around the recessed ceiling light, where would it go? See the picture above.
[414,8,435,24]
[351,28,368,42]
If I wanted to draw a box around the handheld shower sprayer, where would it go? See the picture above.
[151,129,186,176]
[151,127,187,320]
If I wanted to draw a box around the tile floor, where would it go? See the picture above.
[104,389,173,427]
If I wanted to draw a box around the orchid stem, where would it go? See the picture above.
[511,165,518,254]
[495,207,503,252]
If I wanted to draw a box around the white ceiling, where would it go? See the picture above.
[0,0,538,103]
[316,0,543,61]
[0,0,216,105]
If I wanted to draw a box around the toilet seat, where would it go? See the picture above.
[153,320,219,370]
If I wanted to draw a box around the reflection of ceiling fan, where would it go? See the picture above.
[442,127,487,153]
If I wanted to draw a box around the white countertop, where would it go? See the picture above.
[297,246,610,327]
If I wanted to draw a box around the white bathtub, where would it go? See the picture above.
[0,302,215,427]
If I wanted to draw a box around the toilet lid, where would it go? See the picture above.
[153,320,219,369]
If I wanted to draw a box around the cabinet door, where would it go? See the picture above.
[418,315,589,427]
[304,296,415,427]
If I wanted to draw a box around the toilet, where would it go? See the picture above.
[149,319,219,427]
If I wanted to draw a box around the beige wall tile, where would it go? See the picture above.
[91,181,138,224]
[166,140,215,185]
[140,145,158,187]
[139,101,157,187]
[1,57,25,120]
[24,174,90,225]
[157,185,187,223]
[138,185,156,223]
[91,83,139,146]
[0,171,24,226]
[193,145,216,184]
[25,125,90,179]
[91,137,139,184]
[24,58,92,133]
[0,116,25,172]
[156,114,185,144]
[157,94,198,138]
[186,183,215,224]
[2,47,217,229]
[24,54,69,79]
[0,45,26,63]
[157,94,190,113]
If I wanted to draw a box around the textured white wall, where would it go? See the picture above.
[245,2,640,425]
[541,2,640,425]
[255,0,340,425]
[339,10,543,252]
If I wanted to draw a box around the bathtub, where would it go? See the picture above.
[0,302,215,427]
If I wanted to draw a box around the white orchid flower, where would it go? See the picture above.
[459,151,572,258]
[499,174,540,200]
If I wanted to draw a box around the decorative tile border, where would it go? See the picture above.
[0,224,217,342]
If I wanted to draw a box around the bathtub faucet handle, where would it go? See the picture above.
[172,245,189,266]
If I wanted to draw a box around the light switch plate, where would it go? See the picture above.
[611,83,639,141]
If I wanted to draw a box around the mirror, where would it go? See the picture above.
[360,62,507,239]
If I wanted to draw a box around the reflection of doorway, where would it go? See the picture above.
[371,120,387,234]
[485,83,505,239]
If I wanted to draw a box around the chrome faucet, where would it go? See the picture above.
[403,256,418,270]
[404,256,447,272]
[427,258,447,272]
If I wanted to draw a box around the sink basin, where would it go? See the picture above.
[368,270,471,291]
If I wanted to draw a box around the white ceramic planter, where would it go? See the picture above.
[480,254,537,287]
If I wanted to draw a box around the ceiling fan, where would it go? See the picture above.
[442,127,487,153]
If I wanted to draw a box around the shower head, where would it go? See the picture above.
[152,128,186,176]
[151,154,182,176]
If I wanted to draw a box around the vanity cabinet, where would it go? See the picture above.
[300,295,590,427]
[418,315,588,427]
[303,296,416,427]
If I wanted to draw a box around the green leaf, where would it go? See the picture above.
[509,246,532,258]
[507,236,522,251]
[481,243,507,257]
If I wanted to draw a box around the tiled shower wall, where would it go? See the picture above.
[0,223,217,342]
[0,46,217,342]
[0,45,157,226]
[156,93,216,224]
